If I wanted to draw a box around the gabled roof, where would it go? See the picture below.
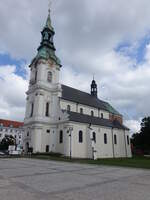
[61,85,121,116]
[68,111,129,130]
[0,119,24,128]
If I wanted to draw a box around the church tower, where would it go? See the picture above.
[24,9,62,153]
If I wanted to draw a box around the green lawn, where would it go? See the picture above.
[31,154,150,169]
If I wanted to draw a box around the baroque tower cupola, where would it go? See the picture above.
[38,9,55,51]
[30,8,61,67]
[91,78,98,98]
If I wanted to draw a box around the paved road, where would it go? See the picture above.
[0,158,150,200]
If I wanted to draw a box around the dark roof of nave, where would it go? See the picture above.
[68,111,129,130]
[61,85,121,116]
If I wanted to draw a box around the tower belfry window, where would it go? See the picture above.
[47,71,52,83]
[44,32,49,40]
[46,102,50,117]
[30,103,34,117]
[35,70,37,82]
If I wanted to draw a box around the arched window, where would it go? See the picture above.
[30,103,34,117]
[47,71,52,83]
[127,135,130,145]
[35,70,37,82]
[80,108,83,114]
[67,105,71,111]
[45,102,49,117]
[114,134,117,144]
[104,133,107,144]
[46,145,49,152]
[79,130,83,143]
[44,32,49,40]
[59,130,63,143]
[93,132,96,143]
[101,113,104,119]
[91,111,94,116]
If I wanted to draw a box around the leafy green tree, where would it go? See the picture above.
[131,117,150,152]
[0,135,16,150]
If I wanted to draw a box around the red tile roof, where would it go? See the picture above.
[0,119,24,128]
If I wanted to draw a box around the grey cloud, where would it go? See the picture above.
[1,0,150,133]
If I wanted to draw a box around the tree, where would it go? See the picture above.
[0,135,16,150]
[131,117,150,153]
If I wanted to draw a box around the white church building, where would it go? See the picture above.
[23,9,132,159]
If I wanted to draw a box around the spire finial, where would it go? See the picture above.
[48,0,52,14]
[45,0,54,31]
[93,74,95,80]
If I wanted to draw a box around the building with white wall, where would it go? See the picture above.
[0,119,24,147]
[23,9,132,158]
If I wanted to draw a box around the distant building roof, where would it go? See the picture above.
[61,85,121,116]
[67,111,129,130]
[0,119,24,128]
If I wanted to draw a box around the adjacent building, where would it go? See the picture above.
[0,119,24,147]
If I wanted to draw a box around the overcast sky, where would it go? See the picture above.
[1,0,150,134]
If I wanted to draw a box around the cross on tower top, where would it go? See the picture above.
[48,0,52,14]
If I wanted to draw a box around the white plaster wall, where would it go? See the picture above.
[68,123,114,158]
[60,99,109,119]
[25,59,61,120]
[24,121,132,158]
[93,126,114,158]
[37,63,59,85]
[59,122,132,159]
[64,122,88,158]
[25,124,58,153]
[60,100,77,112]
[99,110,109,119]
[78,104,98,117]
[25,86,61,125]
[30,127,43,152]
[63,123,112,158]
[55,124,65,154]
[125,130,132,157]
[113,129,126,158]
[24,59,62,153]
[41,126,57,152]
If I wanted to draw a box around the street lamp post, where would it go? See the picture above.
[68,127,73,159]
